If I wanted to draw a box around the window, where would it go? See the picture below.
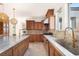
[71,17,76,29]
[59,17,62,30]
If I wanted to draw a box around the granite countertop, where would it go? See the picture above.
[0,35,29,54]
[44,35,75,56]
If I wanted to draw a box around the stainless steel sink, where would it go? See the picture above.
[55,39,79,55]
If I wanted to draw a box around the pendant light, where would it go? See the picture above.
[10,8,17,36]
[10,8,17,25]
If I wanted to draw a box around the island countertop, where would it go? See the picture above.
[0,35,30,54]
[44,35,75,56]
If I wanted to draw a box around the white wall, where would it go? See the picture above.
[9,17,27,36]
[44,18,48,23]
[55,3,69,31]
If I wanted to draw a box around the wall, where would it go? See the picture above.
[9,17,27,36]
[55,3,69,31]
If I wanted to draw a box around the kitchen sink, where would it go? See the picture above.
[55,39,79,55]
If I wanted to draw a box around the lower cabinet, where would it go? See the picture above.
[0,37,29,56]
[49,43,63,56]
[0,48,13,56]
[43,36,64,56]
[43,36,49,55]
[13,42,25,56]
[49,43,55,56]
[29,34,43,42]
[13,38,29,56]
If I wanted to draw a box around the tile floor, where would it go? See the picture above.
[24,42,48,56]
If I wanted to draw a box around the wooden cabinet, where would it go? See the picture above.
[13,44,20,56]
[46,9,54,17]
[0,48,12,56]
[26,20,35,30]
[26,20,44,30]
[37,34,43,42]
[0,36,29,56]
[29,34,43,42]
[43,36,64,56]
[13,38,29,56]
[34,22,43,30]
[13,41,25,56]
[29,35,34,42]
[49,43,55,56]
[49,43,63,56]
[43,36,49,55]
[0,22,3,35]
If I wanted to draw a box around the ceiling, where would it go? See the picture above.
[0,3,64,21]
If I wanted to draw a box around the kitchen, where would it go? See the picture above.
[0,3,79,56]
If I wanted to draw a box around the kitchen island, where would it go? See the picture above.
[0,34,76,56]
[0,35,29,56]
[43,35,75,56]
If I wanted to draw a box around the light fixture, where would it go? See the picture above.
[10,8,17,25]
[10,8,17,36]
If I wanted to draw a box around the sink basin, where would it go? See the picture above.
[55,39,79,55]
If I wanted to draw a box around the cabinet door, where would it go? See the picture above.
[49,43,55,56]
[29,35,35,42]
[0,48,12,56]
[49,43,63,56]
[29,35,44,42]
[39,22,43,30]
[43,36,49,55]
[26,20,34,30]
[35,35,43,42]
[13,43,20,56]
[25,38,29,49]
[34,23,37,30]
[40,35,44,42]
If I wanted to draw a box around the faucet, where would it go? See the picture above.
[64,27,77,48]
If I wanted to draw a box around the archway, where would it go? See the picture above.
[0,12,9,36]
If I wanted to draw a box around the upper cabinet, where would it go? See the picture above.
[34,22,43,30]
[26,20,44,30]
[46,9,54,18]
[45,9,55,30]
[26,20,35,30]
